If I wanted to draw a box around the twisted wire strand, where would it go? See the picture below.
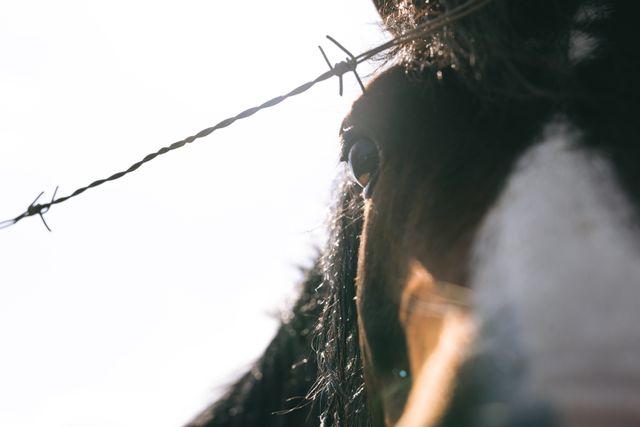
[0,0,492,231]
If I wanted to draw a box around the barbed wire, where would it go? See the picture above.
[0,0,492,232]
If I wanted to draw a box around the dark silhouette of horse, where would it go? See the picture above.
[187,1,640,426]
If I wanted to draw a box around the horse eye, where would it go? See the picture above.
[347,138,380,193]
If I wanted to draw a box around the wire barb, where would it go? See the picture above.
[0,186,59,231]
[326,35,366,94]
[318,35,365,96]
[0,0,494,232]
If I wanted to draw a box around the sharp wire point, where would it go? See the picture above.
[326,35,356,60]
[39,212,52,232]
[318,46,333,70]
[30,191,44,208]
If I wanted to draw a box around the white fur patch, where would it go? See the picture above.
[568,1,611,64]
[471,120,640,425]
[568,30,600,64]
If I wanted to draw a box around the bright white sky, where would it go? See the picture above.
[0,2,386,426]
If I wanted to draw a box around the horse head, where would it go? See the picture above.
[347,1,640,426]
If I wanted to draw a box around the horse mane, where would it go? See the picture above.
[185,264,323,427]
[310,180,369,427]
[186,179,368,427]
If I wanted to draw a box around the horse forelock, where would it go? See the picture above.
[375,0,624,102]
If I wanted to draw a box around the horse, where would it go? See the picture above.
[186,0,640,426]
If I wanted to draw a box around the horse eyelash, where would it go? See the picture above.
[339,127,360,162]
